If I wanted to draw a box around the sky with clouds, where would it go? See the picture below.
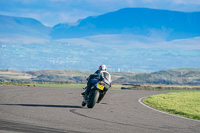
[0,0,200,27]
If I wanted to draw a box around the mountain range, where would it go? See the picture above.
[0,15,50,38]
[1,8,200,41]
[51,8,200,40]
[0,8,200,72]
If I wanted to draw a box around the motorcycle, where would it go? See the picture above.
[82,80,108,108]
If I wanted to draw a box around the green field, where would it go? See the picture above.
[31,83,86,88]
[143,92,200,120]
[121,84,200,91]
[30,83,132,90]
[1,82,200,91]
[0,82,132,90]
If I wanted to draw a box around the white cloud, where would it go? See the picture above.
[15,0,39,4]
[171,0,200,5]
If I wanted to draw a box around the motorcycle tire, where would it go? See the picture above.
[97,93,105,103]
[87,90,99,108]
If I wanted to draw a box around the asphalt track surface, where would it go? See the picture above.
[0,85,199,133]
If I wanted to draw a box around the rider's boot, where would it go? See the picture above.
[81,83,91,106]
[82,93,88,107]
[81,86,87,96]
[82,100,86,106]
[81,92,85,96]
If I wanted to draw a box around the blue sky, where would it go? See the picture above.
[0,0,200,27]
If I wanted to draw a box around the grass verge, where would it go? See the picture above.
[0,82,132,90]
[29,83,132,90]
[122,84,200,91]
[30,83,86,88]
[143,92,200,120]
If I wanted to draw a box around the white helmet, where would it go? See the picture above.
[99,64,107,71]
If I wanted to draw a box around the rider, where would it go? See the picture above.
[81,64,112,98]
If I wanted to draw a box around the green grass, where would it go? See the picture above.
[0,82,27,86]
[30,83,130,90]
[143,92,200,120]
[32,83,86,88]
[0,82,86,88]
[0,82,132,90]
[123,84,200,91]
[1,82,199,91]
[165,90,200,93]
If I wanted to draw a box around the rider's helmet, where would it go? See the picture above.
[99,64,107,71]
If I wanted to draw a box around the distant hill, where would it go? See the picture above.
[0,15,51,38]
[115,68,200,85]
[50,8,200,40]
[1,68,200,85]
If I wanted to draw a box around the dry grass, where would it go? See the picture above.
[122,84,200,91]
[0,70,35,79]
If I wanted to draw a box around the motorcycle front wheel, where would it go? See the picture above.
[87,90,99,108]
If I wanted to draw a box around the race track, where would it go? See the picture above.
[0,85,199,133]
